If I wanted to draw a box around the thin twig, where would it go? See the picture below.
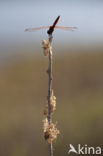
[47,34,53,156]
[42,33,59,156]
[47,35,53,123]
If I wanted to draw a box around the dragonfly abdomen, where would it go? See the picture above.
[47,16,60,35]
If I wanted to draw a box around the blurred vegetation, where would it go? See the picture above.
[0,48,103,156]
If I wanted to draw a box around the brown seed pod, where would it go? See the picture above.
[44,131,50,140]
[44,108,48,115]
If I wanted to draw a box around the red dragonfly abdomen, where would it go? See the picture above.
[47,16,60,35]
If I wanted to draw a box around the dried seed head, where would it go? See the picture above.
[43,118,49,132]
[46,123,60,144]
[50,90,56,112]
[44,131,50,140]
[44,93,56,115]
[43,119,60,144]
[42,40,50,56]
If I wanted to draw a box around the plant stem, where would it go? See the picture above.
[47,34,53,156]
[49,143,53,156]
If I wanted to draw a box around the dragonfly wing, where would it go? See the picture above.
[55,26,77,31]
[25,26,50,32]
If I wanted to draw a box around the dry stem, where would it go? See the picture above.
[42,34,59,156]
[47,35,53,156]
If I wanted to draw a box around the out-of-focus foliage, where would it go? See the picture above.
[0,48,103,156]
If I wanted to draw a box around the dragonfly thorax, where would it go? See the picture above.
[47,26,54,35]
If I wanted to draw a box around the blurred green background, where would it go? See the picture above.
[0,0,103,156]
[0,48,103,156]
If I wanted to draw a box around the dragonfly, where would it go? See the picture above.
[25,16,77,35]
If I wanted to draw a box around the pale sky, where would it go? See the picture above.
[0,0,103,54]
